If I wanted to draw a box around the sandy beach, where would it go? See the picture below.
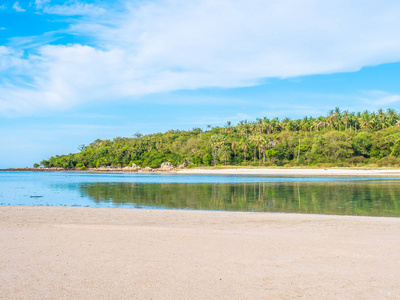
[1,206,399,299]
[4,167,400,177]
[178,167,400,176]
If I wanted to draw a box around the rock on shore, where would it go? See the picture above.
[0,162,180,173]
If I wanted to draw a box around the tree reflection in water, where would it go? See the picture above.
[79,181,400,216]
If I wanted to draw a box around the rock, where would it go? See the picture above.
[110,165,122,169]
[178,163,186,169]
[159,162,175,171]
[127,163,141,171]
[160,162,174,168]
[143,167,153,172]
[123,166,138,172]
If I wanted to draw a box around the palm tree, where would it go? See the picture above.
[360,111,373,130]
[244,121,250,138]
[336,117,343,132]
[252,135,264,165]
[220,146,231,166]
[270,118,280,133]
[260,137,268,164]
[210,135,225,166]
[241,139,249,163]
[282,118,291,132]
[334,107,341,130]
[327,110,335,129]
[343,110,349,131]
[224,121,232,134]
[231,141,237,163]
[256,118,263,134]
[263,117,271,134]
[387,109,397,126]
[250,122,258,135]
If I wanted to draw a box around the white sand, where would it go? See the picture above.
[1,206,399,299]
[178,167,400,176]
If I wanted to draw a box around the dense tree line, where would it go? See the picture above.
[40,108,400,169]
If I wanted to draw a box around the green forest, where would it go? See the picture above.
[39,108,400,169]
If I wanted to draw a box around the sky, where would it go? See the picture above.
[1,0,400,168]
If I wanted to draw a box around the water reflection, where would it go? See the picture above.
[79,181,400,216]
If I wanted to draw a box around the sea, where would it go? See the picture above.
[1,171,400,217]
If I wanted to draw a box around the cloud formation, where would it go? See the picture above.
[361,90,400,107]
[12,1,25,12]
[2,0,400,115]
[43,2,105,16]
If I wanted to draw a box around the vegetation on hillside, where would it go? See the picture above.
[40,108,400,169]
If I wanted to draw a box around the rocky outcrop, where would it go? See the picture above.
[0,167,65,172]
[159,162,175,171]
[123,164,141,172]
[1,163,184,173]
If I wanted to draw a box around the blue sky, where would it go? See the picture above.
[1,0,400,168]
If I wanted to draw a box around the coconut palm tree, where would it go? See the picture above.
[256,118,263,134]
[334,107,341,130]
[210,134,225,166]
[360,111,373,130]
[342,110,350,131]
[260,137,268,164]
[282,118,291,132]
[224,121,232,134]
[219,146,231,166]
[231,141,237,163]
[327,110,335,129]
[241,139,249,163]
[254,135,264,165]
[387,109,397,126]
[263,117,271,134]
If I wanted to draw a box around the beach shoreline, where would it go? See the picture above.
[1,206,399,299]
[2,166,400,176]
[178,167,400,176]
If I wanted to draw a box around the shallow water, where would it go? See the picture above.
[1,171,400,216]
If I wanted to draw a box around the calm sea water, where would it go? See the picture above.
[1,171,400,216]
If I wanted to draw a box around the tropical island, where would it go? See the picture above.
[37,108,400,170]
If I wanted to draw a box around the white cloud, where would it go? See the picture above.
[360,90,400,107]
[43,2,105,16]
[12,1,25,12]
[35,0,50,9]
[3,0,400,115]
[0,4,7,10]
[0,46,27,71]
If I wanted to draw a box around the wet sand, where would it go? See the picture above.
[1,206,399,299]
[178,167,400,176]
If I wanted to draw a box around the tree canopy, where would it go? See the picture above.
[40,108,400,169]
